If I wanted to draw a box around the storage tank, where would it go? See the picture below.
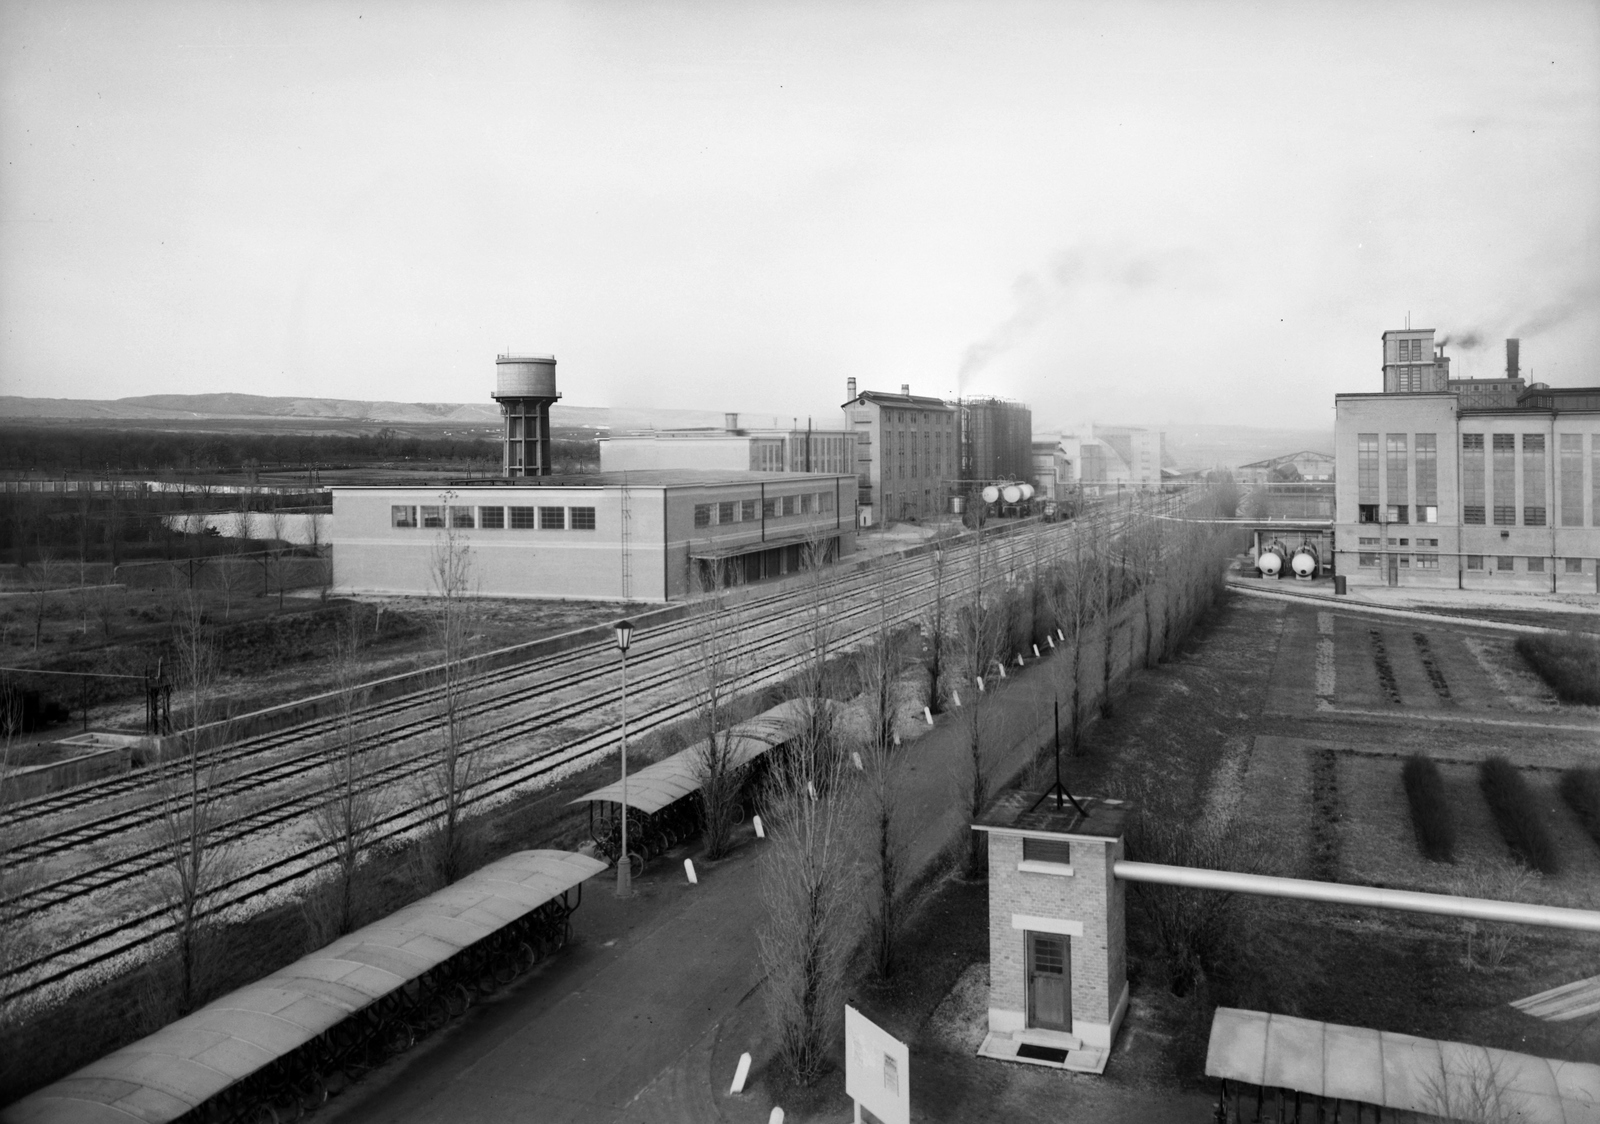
[1290,543,1320,580]
[1256,540,1288,578]
[981,485,1000,504]
[492,354,561,477]
[1018,483,1034,501]
[1001,484,1022,504]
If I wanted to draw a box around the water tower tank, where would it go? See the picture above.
[492,354,561,477]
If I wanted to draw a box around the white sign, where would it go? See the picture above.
[845,1005,909,1124]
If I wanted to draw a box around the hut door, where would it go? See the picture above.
[1387,554,1399,586]
[1026,932,1070,1031]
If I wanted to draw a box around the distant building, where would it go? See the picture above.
[1031,437,1074,503]
[599,414,854,476]
[1237,450,1336,484]
[842,381,960,525]
[1333,333,1599,590]
[960,398,1034,486]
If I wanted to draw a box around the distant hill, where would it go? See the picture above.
[0,393,733,434]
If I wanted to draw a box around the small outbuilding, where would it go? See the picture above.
[972,789,1131,1074]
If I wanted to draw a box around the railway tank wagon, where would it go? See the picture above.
[1255,540,1288,578]
[3,849,605,1124]
[1289,542,1321,580]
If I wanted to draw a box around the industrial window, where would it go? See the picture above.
[1416,505,1436,523]
[819,491,834,513]
[1464,506,1485,525]
[1559,434,1583,526]
[539,506,565,530]
[762,498,777,519]
[1524,507,1545,527]
[1462,433,1485,524]
[1359,553,1378,567]
[1392,538,1408,547]
[1415,434,1436,505]
[391,505,418,528]
[1022,838,1072,865]
[1492,433,1515,524]
[1359,537,1379,545]
[1494,505,1516,525]
[1462,433,1484,450]
[800,494,812,514]
[450,506,475,529]
[1523,434,1545,528]
[718,501,735,524]
[478,506,505,529]
[1566,558,1584,573]
[570,507,596,530]
[1466,555,1483,570]
[782,494,797,516]
[741,499,757,521]
[1358,504,1379,524]
[421,505,445,528]
[1398,556,1410,568]
[1416,554,1439,569]
[1528,556,1545,573]
[1419,538,1439,547]
[694,504,712,528]
[1357,434,1378,503]
[1497,556,1515,572]
[509,506,537,529]
[1386,505,1408,524]
[1385,434,1407,508]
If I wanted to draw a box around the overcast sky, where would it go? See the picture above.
[3,0,1597,431]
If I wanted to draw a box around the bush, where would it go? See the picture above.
[1477,757,1560,875]
[1559,766,1600,850]
[1514,632,1600,705]
[1402,754,1455,863]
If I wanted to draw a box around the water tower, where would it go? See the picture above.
[492,354,560,477]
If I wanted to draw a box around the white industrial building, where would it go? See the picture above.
[598,415,854,477]
[1334,332,1600,591]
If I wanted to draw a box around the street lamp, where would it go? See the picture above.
[614,619,634,897]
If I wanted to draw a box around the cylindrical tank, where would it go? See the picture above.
[1256,541,1288,578]
[1290,543,1320,579]
[950,496,966,514]
[981,485,1000,504]
[495,355,558,399]
[1001,484,1022,504]
[1018,483,1035,500]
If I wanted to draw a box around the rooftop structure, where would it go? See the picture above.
[599,415,854,476]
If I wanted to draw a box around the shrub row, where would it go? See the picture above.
[1478,756,1561,875]
[1401,754,1455,863]
[1559,766,1600,850]
[1514,632,1600,706]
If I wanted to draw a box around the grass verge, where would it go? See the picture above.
[1477,756,1560,875]
[1401,754,1456,863]
[1513,632,1600,704]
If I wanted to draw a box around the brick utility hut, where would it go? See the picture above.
[973,790,1130,1074]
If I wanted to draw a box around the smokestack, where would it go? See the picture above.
[901,383,910,397]
[847,377,857,400]
[1506,339,1520,380]
[725,412,740,432]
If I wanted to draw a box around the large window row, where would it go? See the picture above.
[693,491,835,528]
[391,505,596,531]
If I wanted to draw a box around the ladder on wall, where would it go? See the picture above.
[620,482,632,600]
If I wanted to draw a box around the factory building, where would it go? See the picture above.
[599,415,854,476]
[1031,438,1075,503]
[1236,450,1336,485]
[1334,334,1600,591]
[960,397,1034,486]
[330,356,856,601]
[843,380,960,526]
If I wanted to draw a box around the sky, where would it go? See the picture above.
[2,0,1597,432]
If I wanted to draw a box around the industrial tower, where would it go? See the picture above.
[493,354,561,477]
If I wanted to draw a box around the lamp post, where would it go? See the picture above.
[614,619,634,897]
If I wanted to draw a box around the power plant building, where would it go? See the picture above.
[599,416,855,476]
[330,355,857,600]
[960,397,1034,485]
[843,381,960,526]
[1334,332,1600,591]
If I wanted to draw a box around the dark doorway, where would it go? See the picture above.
[1026,932,1070,1031]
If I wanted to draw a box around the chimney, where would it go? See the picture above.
[901,383,910,397]
[1506,339,1520,380]
[725,412,739,432]
[847,377,857,400]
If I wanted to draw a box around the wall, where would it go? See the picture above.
[599,437,752,474]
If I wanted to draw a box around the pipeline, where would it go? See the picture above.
[1113,861,1600,934]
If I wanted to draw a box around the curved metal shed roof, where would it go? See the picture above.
[4,849,605,1124]
[1206,1007,1600,1123]
[573,698,836,814]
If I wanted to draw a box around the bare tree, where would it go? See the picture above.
[1047,515,1101,756]
[306,613,385,944]
[25,551,60,652]
[152,592,234,1016]
[856,582,906,978]
[923,537,954,713]
[215,508,252,621]
[788,538,843,778]
[267,507,289,609]
[420,505,481,887]
[757,669,860,1085]
[683,558,749,860]
[0,674,36,1042]
[955,521,1003,875]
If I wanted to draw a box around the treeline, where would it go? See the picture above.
[0,426,537,474]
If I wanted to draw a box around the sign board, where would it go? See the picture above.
[845,1005,909,1124]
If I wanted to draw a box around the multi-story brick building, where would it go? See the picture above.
[1334,332,1600,591]
[842,380,960,525]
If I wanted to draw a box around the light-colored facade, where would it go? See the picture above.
[1381,328,1450,393]
[1334,390,1600,591]
[331,470,857,602]
[1031,438,1074,503]
[599,425,854,476]
[842,383,959,525]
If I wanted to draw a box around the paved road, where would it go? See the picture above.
[322,617,1204,1124]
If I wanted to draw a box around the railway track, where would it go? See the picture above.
[2,495,1182,1006]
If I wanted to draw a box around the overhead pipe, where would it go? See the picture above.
[1113,862,1600,934]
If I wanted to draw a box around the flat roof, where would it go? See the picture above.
[331,470,855,490]
[973,789,1130,840]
